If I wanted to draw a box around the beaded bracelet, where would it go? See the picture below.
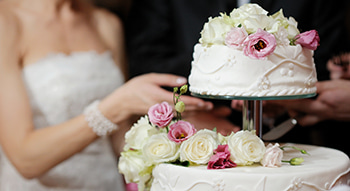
[83,100,118,136]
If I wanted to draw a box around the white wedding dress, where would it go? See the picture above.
[0,51,125,191]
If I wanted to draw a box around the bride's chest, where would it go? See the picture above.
[21,51,124,125]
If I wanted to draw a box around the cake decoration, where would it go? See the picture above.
[200,3,320,55]
[118,85,308,190]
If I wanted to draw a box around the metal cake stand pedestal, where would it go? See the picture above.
[191,93,316,138]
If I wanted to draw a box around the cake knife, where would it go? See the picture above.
[262,118,298,141]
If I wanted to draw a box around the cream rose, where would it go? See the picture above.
[124,115,158,151]
[237,3,268,15]
[142,133,179,165]
[118,150,150,184]
[179,129,220,164]
[227,130,266,166]
[225,27,248,49]
[286,17,299,39]
[274,27,290,46]
[267,9,299,39]
[268,9,289,34]
[261,143,283,167]
[229,4,270,34]
[199,16,232,45]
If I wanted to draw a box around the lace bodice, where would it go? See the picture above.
[0,51,125,191]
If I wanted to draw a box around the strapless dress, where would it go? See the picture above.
[0,51,125,191]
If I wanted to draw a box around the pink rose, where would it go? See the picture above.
[261,143,283,168]
[243,28,276,59]
[225,27,248,49]
[167,120,196,143]
[207,145,236,169]
[148,102,174,128]
[295,30,320,50]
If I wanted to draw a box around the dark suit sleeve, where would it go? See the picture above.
[126,0,189,78]
[125,0,236,78]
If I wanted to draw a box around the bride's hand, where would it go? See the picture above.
[99,73,213,124]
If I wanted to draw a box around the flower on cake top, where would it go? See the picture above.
[148,101,173,128]
[179,129,220,165]
[208,144,237,169]
[199,3,320,59]
[225,27,248,49]
[167,120,196,144]
[261,143,283,167]
[243,28,277,59]
[227,130,266,165]
[294,30,320,50]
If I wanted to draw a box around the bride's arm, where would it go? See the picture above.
[0,14,104,179]
[0,9,142,179]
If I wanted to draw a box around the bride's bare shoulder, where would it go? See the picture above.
[0,1,21,65]
[0,1,21,30]
[91,6,124,50]
[93,6,123,33]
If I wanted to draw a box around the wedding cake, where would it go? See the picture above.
[188,4,319,97]
[118,4,350,191]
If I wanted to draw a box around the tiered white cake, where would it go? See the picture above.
[151,3,349,191]
[119,4,350,191]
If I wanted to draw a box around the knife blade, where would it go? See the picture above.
[262,118,297,141]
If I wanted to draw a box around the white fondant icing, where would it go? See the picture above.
[188,44,317,97]
[151,144,350,191]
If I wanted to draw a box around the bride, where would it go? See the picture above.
[0,0,213,190]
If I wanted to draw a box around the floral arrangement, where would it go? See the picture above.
[118,85,308,191]
[199,3,320,59]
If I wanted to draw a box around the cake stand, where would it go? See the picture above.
[191,93,316,138]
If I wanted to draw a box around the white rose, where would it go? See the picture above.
[243,14,271,34]
[238,3,268,15]
[179,129,220,164]
[227,130,266,166]
[286,17,300,39]
[118,150,150,184]
[199,15,232,45]
[274,27,290,46]
[142,133,179,165]
[261,143,283,167]
[268,9,289,34]
[124,115,158,150]
[229,4,270,34]
[269,11,299,39]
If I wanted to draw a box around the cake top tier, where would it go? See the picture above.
[188,3,320,97]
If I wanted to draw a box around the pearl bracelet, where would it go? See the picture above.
[83,100,118,136]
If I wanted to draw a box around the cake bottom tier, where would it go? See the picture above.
[151,144,350,191]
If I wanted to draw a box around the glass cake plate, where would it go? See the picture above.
[191,93,316,138]
[191,93,316,101]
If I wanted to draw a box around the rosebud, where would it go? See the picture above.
[175,101,185,113]
[300,149,309,155]
[290,157,304,165]
[180,85,188,94]
[295,30,320,50]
